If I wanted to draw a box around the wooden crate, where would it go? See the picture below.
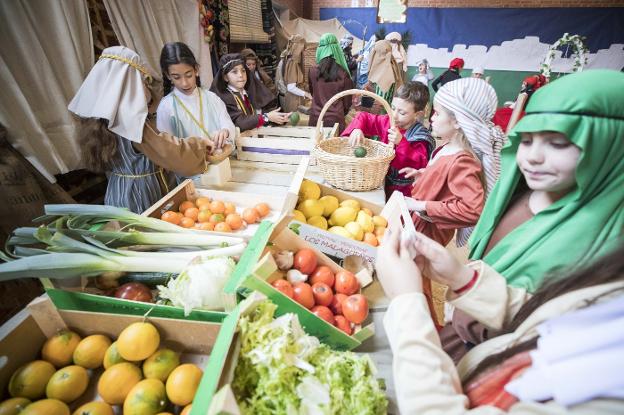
[235,124,338,165]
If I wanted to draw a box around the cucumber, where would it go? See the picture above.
[118,272,175,288]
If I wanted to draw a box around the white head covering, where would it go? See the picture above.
[68,46,152,143]
[434,77,506,245]
[385,32,407,72]
[340,34,354,49]
[472,66,485,75]
[418,59,435,80]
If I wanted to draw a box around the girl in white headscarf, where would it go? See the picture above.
[385,32,408,74]
[68,46,215,213]
[412,59,434,86]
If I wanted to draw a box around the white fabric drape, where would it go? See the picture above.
[0,0,94,182]
[102,0,212,98]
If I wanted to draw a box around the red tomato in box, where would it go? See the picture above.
[311,305,335,325]
[334,315,353,335]
[292,282,315,309]
[114,282,153,302]
[272,279,294,299]
[294,249,318,275]
[334,271,360,295]
[309,266,335,287]
[311,282,333,307]
[343,294,369,324]
[330,293,347,315]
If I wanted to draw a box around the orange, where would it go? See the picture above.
[46,365,89,403]
[71,401,114,415]
[179,217,195,228]
[363,232,379,247]
[225,213,243,230]
[102,341,131,369]
[160,211,180,225]
[165,363,203,406]
[361,207,374,217]
[223,202,236,215]
[123,379,167,415]
[184,207,199,221]
[198,222,215,231]
[197,209,212,223]
[117,322,160,361]
[180,404,192,415]
[209,213,225,224]
[73,334,111,369]
[41,330,81,368]
[214,222,232,233]
[97,362,143,405]
[255,203,271,218]
[155,413,173,415]
[374,226,386,239]
[0,397,31,415]
[194,197,211,208]
[143,348,180,382]
[20,399,69,415]
[178,201,195,214]
[8,360,55,399]
[242,207,260,224]
[209,200,225,214]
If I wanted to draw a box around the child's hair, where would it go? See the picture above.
[159,42,201,96]
[77,117,118,173]
[213,54,250,93]
[317,56,344,82]
[394,81,429,112]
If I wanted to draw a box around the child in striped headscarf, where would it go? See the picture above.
[404,77,505,247]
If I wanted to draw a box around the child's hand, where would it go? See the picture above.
[399,167,424,180]
[201,137,215,154]
[267,108,290,124]
[348,129,365,146]
[213,129,229,149]
[387,127,403,145]
[375,224,424,299]
[404,196,426,212]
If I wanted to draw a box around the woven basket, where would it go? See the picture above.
[312,89,395,191]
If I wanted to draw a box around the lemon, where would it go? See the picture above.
[0,397,31,415]
[356,211,375,233]
[103,341,131,369]
[328,226,355,240]
[328,206,357,227]
[73,334,111,369]
[46,365,89,403]
[143,349,180,382]
[372,215,388,227]
[297,199,324,219]
[117,322,160,361]
[292,209,307,223]
[340,199,360,212]
[361,207,374,217]
[298,180,321,202]
[318,195,339,217]
[8,360,56,399]
[344,222,364,241]
[307,216,328,230]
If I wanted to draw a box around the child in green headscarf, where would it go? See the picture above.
[307,33,354,132]
[440,69,624,362]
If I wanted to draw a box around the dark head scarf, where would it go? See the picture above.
[239,49,276,109]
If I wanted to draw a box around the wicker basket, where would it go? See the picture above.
[312,89,395,191]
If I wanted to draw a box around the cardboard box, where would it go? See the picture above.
[287,185,415,264]
[200,157,232,187]
[236,124,338,165]
[224,218,375,351]
[0,293,237,414]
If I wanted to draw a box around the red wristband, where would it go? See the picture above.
[453,269,479,295]
[256,114,265,128]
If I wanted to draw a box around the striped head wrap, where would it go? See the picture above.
[434,77,506,245]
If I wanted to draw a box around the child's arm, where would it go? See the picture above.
[341,112,388,139]
[423,155,486,228]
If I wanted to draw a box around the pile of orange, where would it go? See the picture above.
[160,196,271,233]
[1,323,201,415]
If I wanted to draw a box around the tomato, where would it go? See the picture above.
[334,315,353,335]
[272,279,294,299]
[293,249,318,275]
[114,282,153,302]
[311,282,333,307]
[334,271,360,295]
[309,266,335,288]
[342,294,369,324]
[311,305,335,325]
[329,293,347,315]
[292,282,315,309]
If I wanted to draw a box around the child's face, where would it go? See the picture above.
[224,64,247,91]
[245,59,257,72]
[430,104,459,140]
[391,97,422,130]
[167,63,198,95]
[516,132,581,194]
[418,63,426,74]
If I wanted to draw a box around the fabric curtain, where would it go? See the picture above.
[103,0,212,99]
[0,0,93,182]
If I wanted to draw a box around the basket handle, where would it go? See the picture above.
[314,89,395,144]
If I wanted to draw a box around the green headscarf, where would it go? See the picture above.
[469,70,624,292]
[316,33,350,75]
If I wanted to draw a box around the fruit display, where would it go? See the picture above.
[159,196,273,233]
[270,247,369,334]
[293,180,387,246]
[1,322,203,415]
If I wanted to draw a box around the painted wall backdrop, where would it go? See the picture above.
[319,7,624,102]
